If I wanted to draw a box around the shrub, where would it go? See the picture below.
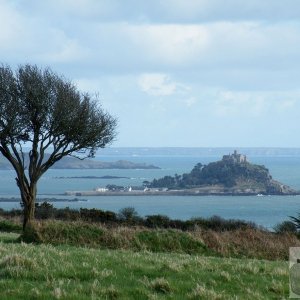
[274,221,297,234]
[144,215,171,228]
[33,221,104,246]
[0,205,260,232]
[144,215,190,230]
[191,215,256,231]
[80,208,117,223]
[55,207,81,221]
[290,214,300,232]
[35,202,55,219]
[118,207,142,225]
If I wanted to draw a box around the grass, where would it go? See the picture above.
[0,219,22,233]
[0,232,290,299]
[134,230,210,255]
[17,219,300,260]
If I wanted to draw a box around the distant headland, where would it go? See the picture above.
[65,151,299,196]
[0,154,160,170]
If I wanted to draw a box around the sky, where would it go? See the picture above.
[1,0,300,147]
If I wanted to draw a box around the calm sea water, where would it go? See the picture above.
[1,154,300,229]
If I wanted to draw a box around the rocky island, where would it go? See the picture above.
[148,150,298,195]
[65,151,299,196]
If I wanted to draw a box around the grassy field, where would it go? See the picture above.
[0,232,289,299]
[16,219,299,260]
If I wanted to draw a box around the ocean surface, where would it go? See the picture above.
[1,149,300,229]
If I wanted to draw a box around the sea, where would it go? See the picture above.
[1,147,300,230]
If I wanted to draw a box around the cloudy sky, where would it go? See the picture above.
[1,0,300,147]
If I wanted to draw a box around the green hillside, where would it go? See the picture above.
[0,232,289,299]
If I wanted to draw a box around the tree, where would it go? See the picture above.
[118,207,140,224]
[0,64,117,230]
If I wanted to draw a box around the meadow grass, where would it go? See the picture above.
[0,232,289,299]
[17,219,300,260]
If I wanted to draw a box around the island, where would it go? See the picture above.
[0,154,160,169]
[64,151,299,196]
[55,176,130,179]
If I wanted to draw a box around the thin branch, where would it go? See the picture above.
[16,141,25,168]
[9,138,25,169]
[0,143,30,197]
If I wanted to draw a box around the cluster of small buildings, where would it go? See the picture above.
[94,186,167,193]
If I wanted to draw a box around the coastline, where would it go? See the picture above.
[0,197,87,202]
[64,189,300,197]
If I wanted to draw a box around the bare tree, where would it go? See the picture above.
[0,64,117,230]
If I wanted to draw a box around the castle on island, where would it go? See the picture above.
[222,150,247,164]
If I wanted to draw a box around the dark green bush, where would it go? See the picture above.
[117,207,142,225]
[145,215,171,228]
[191,215,256,231]
[35,202,55,219]
[0,204,258,232]
[80,208,117,223]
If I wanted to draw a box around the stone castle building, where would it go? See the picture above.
[222,150,247,164]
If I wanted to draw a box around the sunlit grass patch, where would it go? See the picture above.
[142,276,172,294]
[188,284,224,300]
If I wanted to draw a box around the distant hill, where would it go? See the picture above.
[150,150,297,195]
[0,154,160,170]
[93,147,300,157]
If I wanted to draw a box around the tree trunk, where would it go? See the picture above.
[23,199,35,230]
[21,183,37,231]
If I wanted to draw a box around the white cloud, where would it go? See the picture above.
[0,1,90,65]
[126,24,209,65]
[158,0,212,20]
[120,21,300,73]
[214,90,299,117]
[1,0,300,146]
[276,99,296,111]
[0,1,28,50]
[20,0,120,21]
[138,73,186,96]
[22,0,300,23]
[159,0,300,22]
[2,1,300,77]
[38,29,90,63]
[184,97,197,107]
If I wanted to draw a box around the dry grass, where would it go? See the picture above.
[188,284,224,300]
[142,277,172,294]
[195,227,300,260]
[11,219,300,260]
